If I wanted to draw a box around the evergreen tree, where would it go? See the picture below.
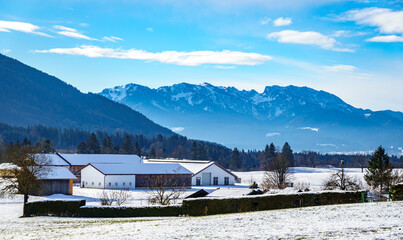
[101,136,113,154]
[77,142,88,154]
[38,139,54,153]
[191,142,198,160]
[230,148,241,170]
[365,145,394,192]
[149,147,156,158]
[86,133,101,154]
[260,143,276,170]
[281,142,294,167]
[120,135,133,154]
[133,141,141,156]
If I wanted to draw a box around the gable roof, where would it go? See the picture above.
[38,166,77,180]
[87,162,192,175]
[33,153,70,166]
[59,153,142,166]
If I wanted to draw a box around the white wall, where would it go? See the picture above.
[192,164,236,186]
[105,175,136,189]
[81,165,105,189]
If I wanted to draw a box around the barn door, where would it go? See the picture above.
[202,173,211,186]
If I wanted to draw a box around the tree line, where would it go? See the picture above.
[0,122,402,170]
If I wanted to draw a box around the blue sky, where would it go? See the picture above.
[1,0,402,111]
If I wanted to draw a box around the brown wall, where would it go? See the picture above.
[135,174,192,188]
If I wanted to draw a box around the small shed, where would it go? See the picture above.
[36,167,77,196]
[0,163,18,178]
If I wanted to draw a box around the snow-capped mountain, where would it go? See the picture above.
[100,82,403,154]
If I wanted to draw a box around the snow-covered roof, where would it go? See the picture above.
[207,188,253,198]
[145,158,210,164]
[89,162,192,175]
[179,162,215,174]
[0,163,19,171]
[59,154,142,166]
[34,154,70,166]
[38,167,77,180]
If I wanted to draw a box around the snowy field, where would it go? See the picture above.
[0,167,402,239]
[235,167,369,190]
[0,196,401,239]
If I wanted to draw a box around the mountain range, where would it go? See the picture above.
[0,53,173,137]
[100,82,403,155]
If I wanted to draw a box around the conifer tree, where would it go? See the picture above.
[260,143,276,170]
[281,142,294,167]
[230,148,241,170]
[86,133,101,154]
[149,147,156,158]
[101,136,113,154]
[133,141,141,156]
[120,135,133,154]
[365,145,393,192]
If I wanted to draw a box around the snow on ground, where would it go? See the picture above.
[234,167,368,190]
[0,197,401,239]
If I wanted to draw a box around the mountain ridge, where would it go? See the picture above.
[0,53,174,137]
[100,82,403,154]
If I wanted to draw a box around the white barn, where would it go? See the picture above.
[80,162,192,189]
[145,159,239,186]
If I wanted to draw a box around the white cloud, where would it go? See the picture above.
[366,35,403,42]
[0,49,11,54]
[214,65,236,69]
[0,20,50,37]
[342,8,403,42]
[103,36,123,42]
[273,17,292,26]
[260,17,271,25]
[316,143,336,147]
[331,30,367,37]
[266,132,280,137]
[146,27,154,32]
[343,8,403,35]
[35,45,272,66]
[267,30,354,52]
[299,127,319,132]
[53,25,96,40]
[170,127,184,132]
[323,64,357,72]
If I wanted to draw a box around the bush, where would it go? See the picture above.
[182,191,362,216]
[391,184,403,201]
[79,205,183,217]
[24,200,85,217]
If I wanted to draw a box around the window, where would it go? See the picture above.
[123,182,126,186]
[224,177,229,185]
[99,182,101,186]
[196,177,201,186]
[92,182,94,186]
[129,182,132,186]
[115,182,118,186]
[108,182,111,186]
[213,177,218,185]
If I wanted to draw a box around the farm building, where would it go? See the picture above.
[80,162,192,189]
[38,153,142,182]
[0,163,18,178]
[144,159,239,186]
[34,166,76,196]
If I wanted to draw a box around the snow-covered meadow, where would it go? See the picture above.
[0,196,401,239]
[1,167,402,239]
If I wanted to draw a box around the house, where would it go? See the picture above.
[0,163,18,178]
[144,159,239,186]
[38,153,142,183]
[35,166,77,196]
[80,162,192,189]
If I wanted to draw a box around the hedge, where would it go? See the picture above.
[24,200,85,217]
[182,191,362,216]
[79,205,183,218]
[23,191,362,217]
[391,184,403,201]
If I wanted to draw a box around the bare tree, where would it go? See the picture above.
[262,154,292,190]
[0,145,50,215]
[323,169,361,191]
[146,173,187,205]
[97,189,131,206]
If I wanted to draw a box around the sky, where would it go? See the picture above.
[0,0,402,112]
